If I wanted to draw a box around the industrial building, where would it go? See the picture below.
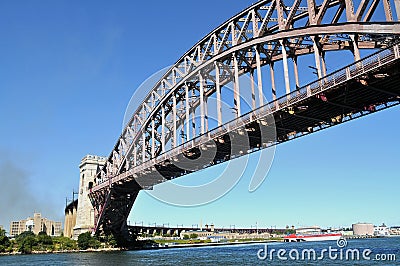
[352,223,374,236]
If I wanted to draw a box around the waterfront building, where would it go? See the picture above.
[9,213,62,237]
[73,155,106,239]
[374,223,390,236]
[352,223,374,236]
[390,226,400,235]
[64,199,78,238]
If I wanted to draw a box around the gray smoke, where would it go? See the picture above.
[0,158,60,232]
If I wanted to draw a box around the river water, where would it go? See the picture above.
[0,237,399,265]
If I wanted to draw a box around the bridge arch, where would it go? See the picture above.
[89,0,400,239]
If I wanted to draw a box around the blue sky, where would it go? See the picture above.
[0,0,398,230]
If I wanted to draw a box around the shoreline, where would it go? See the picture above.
[0,240,279,256]
[0,247,123,256]
[2,236,398,256]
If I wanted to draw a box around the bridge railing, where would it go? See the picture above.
[93,43,400,191]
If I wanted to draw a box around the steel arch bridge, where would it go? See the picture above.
[89,0,400,241]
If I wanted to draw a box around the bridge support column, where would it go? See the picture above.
[350,34,361,61]
[250,70,256,110]
[280,40,291,95]
[215,62,222,126]
[133,145,137,166]
[292,56,300,90]
[233,53,241,117]
[204,96,208,132]
[191,88,196,138]
[173,95,177,147]
[312,36,323,79]
[161,107,165,152]
[199,72,205,134]
[151,119,155,157]
[185,84,190,141]
[255,45,264,106]
[321,51,327,77]
[142,132,146,162]
[270,62,277,108]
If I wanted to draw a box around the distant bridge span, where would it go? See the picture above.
[89,0,400,241]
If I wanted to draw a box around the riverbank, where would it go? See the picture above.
[0,239,281,256]
[0,247,122,256]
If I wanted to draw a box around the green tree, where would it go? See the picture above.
[105,234,117,248]
[77,232,92,250]
[89,238,101,249]
[0,229,10,252]
[18,235,37,254]
[284,229,296,235]
[183,234,189,240]
[38,231,53,245]
[15,231,35,242]
[189,233,198,239]
[53,236,77,250]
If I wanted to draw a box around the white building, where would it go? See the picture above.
[9,213,62,237]
[374,223,390,237]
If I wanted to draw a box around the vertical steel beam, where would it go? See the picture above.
[233,53,241,117]
[142,132,146,162]
[292,56,300,89]
[199,72,205,134]
[276,0,286,29]
[251,9,259,38]
[161,107,165,153]
[185,84,190,141]
[344,0,356,21]
[172,95,177,147]
[250,70,256,110]
[270,63,277,102]
[151,119,155,157]
[280,40,291,95]
[255,45,264,106]
[312,36,323,78]
[215,62,223,126]
[204,96,209,132]
[133,144,137,166]
[350,34,361,61]
[307,0,317,24]
[321,51,327,77]
[192,88,196,138]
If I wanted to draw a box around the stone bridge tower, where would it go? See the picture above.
[73,155,106,239]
